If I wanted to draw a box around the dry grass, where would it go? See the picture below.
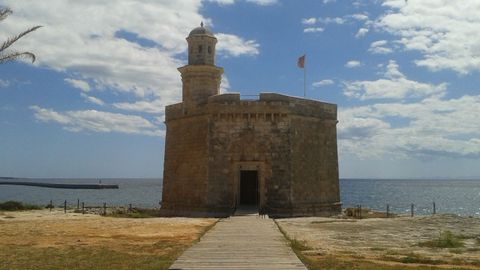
[277,214,480,270]
[0,209,217,270]
[300,254,473,270]
[0,245,177,270]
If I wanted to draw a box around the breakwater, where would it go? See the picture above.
[0,181,118,189]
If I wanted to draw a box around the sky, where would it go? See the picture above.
[0,0,479,179]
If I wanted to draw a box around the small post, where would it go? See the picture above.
[386,204,390,218]
[411,203,414,217]
[82,202,85,215]
[433,202,436,215]
[64,200,67,213]
[77,198,80,210]
[49,200,53,212]
[129,204,132,213]
[103,202,107,216]
[359,205,362,219]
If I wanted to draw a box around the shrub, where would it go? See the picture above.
[290,238,311,251]
[419,230,465,248]
[107,208,162,218]
[0,201,42,211]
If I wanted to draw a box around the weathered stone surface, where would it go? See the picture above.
[161,25,341,218]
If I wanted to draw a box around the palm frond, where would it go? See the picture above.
[0,51,36,64]
[0,7,12,21]
[0,25,42,53]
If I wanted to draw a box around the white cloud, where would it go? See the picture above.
[220,76,231,93]
[345,60,361,68]
[113,99,167,114]
[0,79,10,88]
[0,0,259,117]
[369,40,393,54]
[318,17,346,25]
[80,93,104,106]
[30,105,70,124]
[245,0,278,5]
[0,0,201,100]
[207,0,235,4]
[338,94,480,158]
[65,78,91,92]
[351,14,369,21]
[355,28,369,38]
[303,27,324,33]
[343,60,447,100]
[304,14,372,35]
[207,0,277,5]
[30,105,163,137]
[216,33,260,56]
[312,79,334,87]
[0,0,255,138]
[378,0,480,74]
[323,0,336,4]
[302,18,317,25]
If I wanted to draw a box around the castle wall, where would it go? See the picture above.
[161,112,210,214]
[206,101,293,214]
[161,93,341,217]
[289,116,341,216]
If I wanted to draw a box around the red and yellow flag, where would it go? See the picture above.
[297,54,305,68]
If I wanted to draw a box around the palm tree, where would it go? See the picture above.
[0,7,42,64]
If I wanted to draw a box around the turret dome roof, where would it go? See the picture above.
[188,22,215,38]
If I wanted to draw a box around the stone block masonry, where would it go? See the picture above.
[160,24,341,217]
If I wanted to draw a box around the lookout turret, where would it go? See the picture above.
[179,23,223,106]
[187,22,216,65]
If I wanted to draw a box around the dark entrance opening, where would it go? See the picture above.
[239,170,259,206]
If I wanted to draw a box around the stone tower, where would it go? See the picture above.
[160,24,341,218]
[179,23,223,106]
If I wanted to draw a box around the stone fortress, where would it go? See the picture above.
[160,24,341,218]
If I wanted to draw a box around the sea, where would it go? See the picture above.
[1,178,479,216]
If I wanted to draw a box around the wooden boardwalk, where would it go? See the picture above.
[169,214,307,270]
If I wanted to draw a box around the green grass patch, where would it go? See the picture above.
[449,248,465,254]
[304,254,469,270]
[290,238,311,251]
[0,201,42,211]
[419,230,465,248]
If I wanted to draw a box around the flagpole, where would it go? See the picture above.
[297,54,306,98]
[303,63,306,98]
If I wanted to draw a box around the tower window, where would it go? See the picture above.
[208,46,211,54]
[198,45,203,53]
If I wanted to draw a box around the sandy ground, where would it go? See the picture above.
[277,214,480,269]
[0,209,216,256]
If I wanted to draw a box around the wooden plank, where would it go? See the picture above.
[169,215,307,270]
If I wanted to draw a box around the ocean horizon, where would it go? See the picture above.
[1,178,479,216]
